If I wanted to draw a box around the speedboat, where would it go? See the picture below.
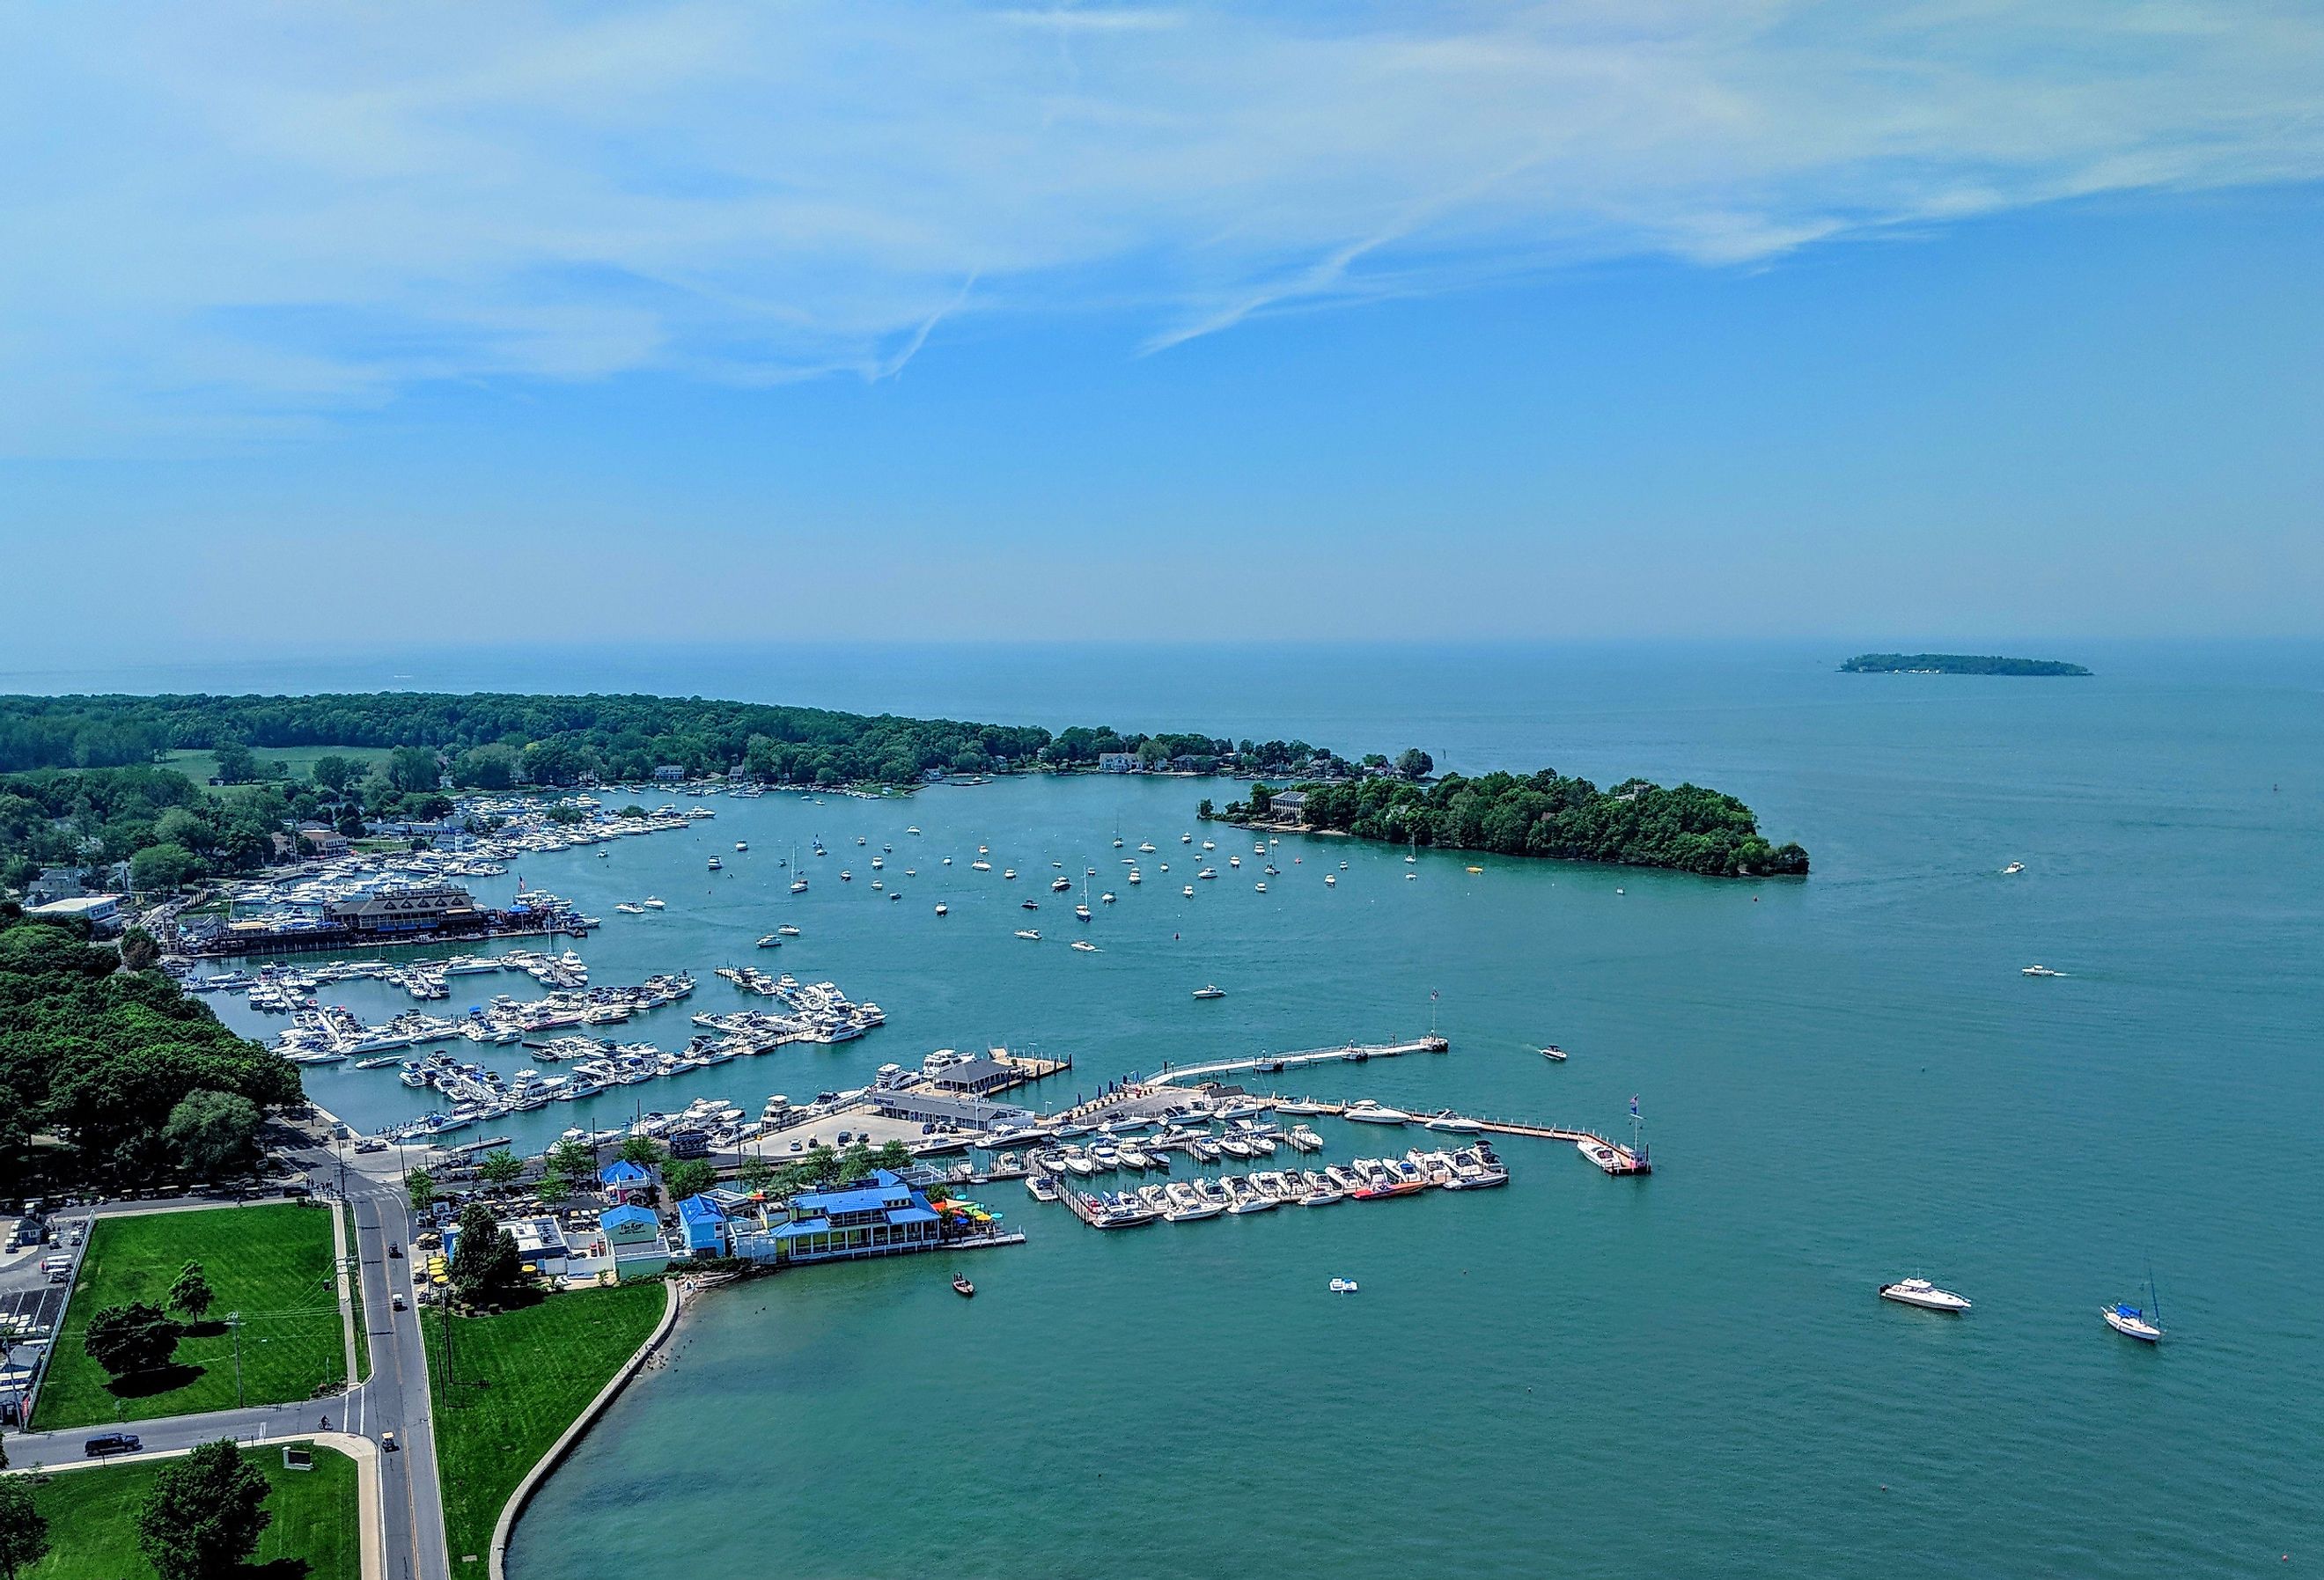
[1192,985,1225,1000]
[2022,964,2065,977]
[2002,861,2025,875]
[934,903,949,916]
[1328,1277,1359,1293]
[952,1275,975,1297]
[1540,1044,1568,1062]
[756,935,782,949]
[1879,1278,1973,1313]
[971,860,991,871]
[1342,1100,1411,1125]
[1324,874,1336,886]
[1070,939,1099,952]
[643,897,666,908]
[1014,929,1041,941]
[1421,1110,1482,1134]
[706,856,722,870]
[777,924,801,937]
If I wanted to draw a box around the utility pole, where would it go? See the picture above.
[228,1312,245,1407]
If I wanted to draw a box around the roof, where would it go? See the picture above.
[678,1194,727,1224]
[599,1204,657,1229]
[792,1183,908,1216]
[599,1160,651,1185]
[770,1217,834,1238]
[26,894,120,916]
[929,1057,1015,1089]
[886,1205,941,1226]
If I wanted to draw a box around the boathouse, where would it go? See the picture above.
[731,1169,947,1267]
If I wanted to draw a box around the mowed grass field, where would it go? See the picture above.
[424,1282,667,1562]
[40,1204,346,1429]
[160,744,394,789]
[17,1443,358,1580]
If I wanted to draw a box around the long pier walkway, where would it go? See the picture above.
[1149,1035,1450,1089]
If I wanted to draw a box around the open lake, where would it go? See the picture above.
[67,640,2324,1576]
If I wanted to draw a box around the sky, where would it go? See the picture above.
[2,0,2320,663]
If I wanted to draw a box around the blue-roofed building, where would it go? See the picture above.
[599,1159,651,1202]
[677,1194,729,1256]
[732,1169,952,1266]
[588,1202,672,1277]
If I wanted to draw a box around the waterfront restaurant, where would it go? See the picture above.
[731,1169,948,1267]
[864,1087,1036,1132]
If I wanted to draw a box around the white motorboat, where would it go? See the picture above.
[1192,984,1225,1000]
[1540,1044,1568,1062]
[1070,939,1099,952]
[1342,1099,1412,1125]
[1329,1277,1359,1292]
[934,903,949,916]
[1421,1110,1482,1134]
[2002,861,2025,875]
[2022,964,2066,977]
[1879,1278,1973,1313]
[643,897,666,908]
[1015,929,1041,941]
[777,924,801,937]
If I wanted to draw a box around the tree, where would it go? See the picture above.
[167,1260,216,1322]
[1395,747,1434,780]
[83,1301,184,1381]
[449,1201,526,1307]
[1195,797,1214,819]
[162,1090,261,1179]
[119,926,161,972]
[310,755,354,794]
[405,1166,438,1214]
[130,842,202,893]
[210,743,260,784]
[543,1139,595,1195]
[477,1149,525,1189]
[617,1135,664,1170]
[662,1158,716,1202]
[736,1155,775,1194]
[137,1438,272,1580]
[0,1476,48,1580]
[386,746,439,795]
[871,1140,912,1174]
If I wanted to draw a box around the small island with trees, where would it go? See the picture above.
[1840,653,2091,676]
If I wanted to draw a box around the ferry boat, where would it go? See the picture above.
[1879,1278,1973,1313]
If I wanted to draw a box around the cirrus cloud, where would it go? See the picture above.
[3,0,2320,451]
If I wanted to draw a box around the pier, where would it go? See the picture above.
[1146,1034,1450,1089]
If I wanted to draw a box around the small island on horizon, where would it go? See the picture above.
[1841,652,2092,677]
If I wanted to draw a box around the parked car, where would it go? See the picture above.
[85,1432,143,1457]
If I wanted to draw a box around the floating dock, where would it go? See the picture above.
[1149,1035,1450,1089]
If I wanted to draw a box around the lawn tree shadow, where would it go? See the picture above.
[239,1558,313,1580]
[107,1362,206,1400]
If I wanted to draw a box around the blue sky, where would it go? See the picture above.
[3,1,2320,658]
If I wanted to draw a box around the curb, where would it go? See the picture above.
[485,1280,682,1580]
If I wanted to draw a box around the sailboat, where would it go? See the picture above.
[789,847,808,894]
[2103,1264,2166,1343]
[1075,874,1092,922]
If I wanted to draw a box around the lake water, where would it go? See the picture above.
[56,640,2324,1576]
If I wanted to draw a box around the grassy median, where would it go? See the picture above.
[14,1443,358,1580]
[40,1204,344,1430]
[423,1281,668,1564]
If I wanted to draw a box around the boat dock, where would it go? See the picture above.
[1146,1035,1450,1089]
[1289,1103,1651,1174]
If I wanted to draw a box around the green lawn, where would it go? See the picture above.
[40,1205,345,1430]
[423,1282,667,1563]
[16,1443,358,1580]
[160,745,394,790]
[341,1206,369,1385]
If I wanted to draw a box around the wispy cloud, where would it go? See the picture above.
[3,0,2320,451]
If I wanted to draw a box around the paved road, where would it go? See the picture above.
[4,1141,452,1580]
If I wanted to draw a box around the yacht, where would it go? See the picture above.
[643,897,666,909]
[1127,871,1142,885]
[1181,833,1193,843]
[1273,1098,1325,1114]
[972,860,992,871]
[756,934,782,949]
[1421,1110,1482,1134]
[1051,875,1072,892]
[1192,984,1225,1000]
[777,924,801,937]
[839,870,852,881]
[1100,892,1115,905]
[1342,1100,1412,1125]
[615,902,647,915]
[1015,929,1041,941]
[1070,939,1099,952]
[1138,841,1157,853]
[1026,1172,1060,1202]
[1879,1278,1973,1313]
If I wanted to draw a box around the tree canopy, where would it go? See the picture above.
[83,1301,185,1380]
[448,1201,526,1307]
[0,919,301,1189]
[1256,768,1810,877]
[137,1439,273,1580]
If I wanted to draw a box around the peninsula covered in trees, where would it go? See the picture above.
[1840,653,2091,676]
[1220,769,1810,878]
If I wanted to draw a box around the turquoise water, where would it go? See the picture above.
[149,643,2324,1574]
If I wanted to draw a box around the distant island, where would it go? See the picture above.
[1840,653,2091,677]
